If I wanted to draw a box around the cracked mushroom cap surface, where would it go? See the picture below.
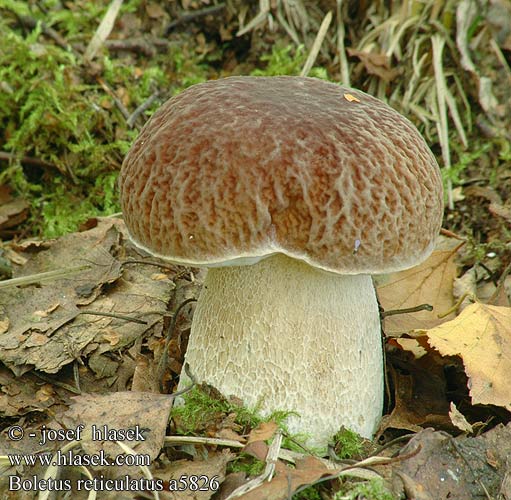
[119,76,443,274]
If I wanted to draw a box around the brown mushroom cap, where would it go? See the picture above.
[119,76,443,274]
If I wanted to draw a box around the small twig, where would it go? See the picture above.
[127,91,160,128]
[489,38,511,81]
[78,309,148,325]
[488,259,511,305]
[381,303,433,319]
[105,38,158,57]
[282,433,316,456]
[164,433,312,465]
[437,292,474,319]
[167,364,196,399]
[440,228,466,240]
[96,77,131,121]
[327,445,357,465]
[165,435,245,449]
[105,37,171,54]
[0,265,91,290]
[369,433,416,457]
[225,431,283,499]
[377,294,392,412]
[265,432,283,479]
[122,259,176,272]
[17,15,70,49]
[275,4,300,45]
[32,372,82,395]
[0,151,57,170]
[73,361,81,393]
[236,0,270,37]
[158,298,197,392]
[164,4,226,34]
[122,259,193,283]
[478,262,498,283]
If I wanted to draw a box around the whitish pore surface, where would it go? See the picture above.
[178,254,383,449]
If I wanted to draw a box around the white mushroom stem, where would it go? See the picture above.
[179,253,383,449]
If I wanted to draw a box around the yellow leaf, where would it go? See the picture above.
[427,303,511,410]
[376,237,460,334]
[394,338,427,359]
[343,93,360,102]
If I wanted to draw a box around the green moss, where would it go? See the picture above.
[227,453,265,476]
[171,49,209,91]
[171,386,294,434]
[251,44,327,79]
[293,484,324,500]
[332,427,364,460]
[36,172,119,239]
[0,18,130,235]
[443,141,492,188]
[334,479,395,500]
[0,1,214,237]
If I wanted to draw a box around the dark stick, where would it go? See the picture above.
[164,4,226,35]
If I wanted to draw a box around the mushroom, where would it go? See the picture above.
[119,76,443,449]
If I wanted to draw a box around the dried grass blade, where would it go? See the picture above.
[276,4,301,45]
[237,0,270,36]
[444,86,468,148]
[84,0,124,61]
[300,11,332,77]
[336,0,350,85]
[432,34,453,209]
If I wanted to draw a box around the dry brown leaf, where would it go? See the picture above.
[0,367,65,417]
[131,353,160,392]
[35,385,55,404]
[449,402,473,433]
[0,316,9,335]
[155,450,233,500]
[145,1,166,19]
[246,421,278,445]
[377,361,450,435]
[100,327,121,346]
[0,198,29,232]
[3,246,27,266]
[62,391,174,467]
[376,237,460,334]
[151,272,169,280]
[0,185,12,205]
[427,303,511,410]
[392,425,511,499]
[33,302,60,318]
[347,48,400,82]
[216,427,245,442]
[489,201,511,223]
[240,456,336,500]
[0,186,29,233]
[0,218,173,375]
